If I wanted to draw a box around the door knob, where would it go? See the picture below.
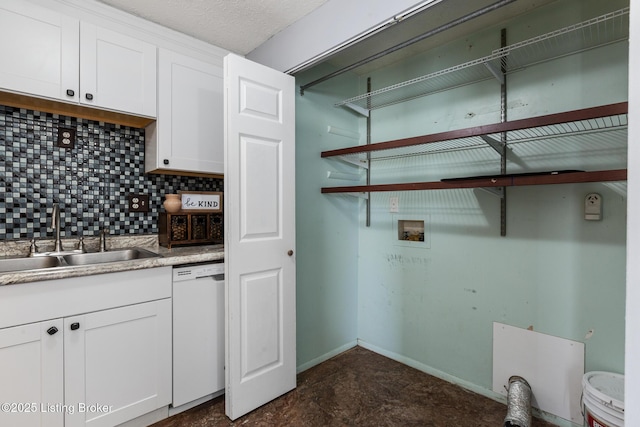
[287,250,294,256]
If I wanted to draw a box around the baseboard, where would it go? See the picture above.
[169,389,225,416]
[356,339,578,427]
[296,340,358,373]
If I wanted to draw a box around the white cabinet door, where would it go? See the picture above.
[64,299,172,427]
[224,53,296,420]
[0,0,79,102]
[146,48,224,175]
[80,23,157,117]
[0,1,156,118]
[0,319,64,427]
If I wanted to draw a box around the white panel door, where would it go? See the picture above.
[64,300,172,427]
[0,320,64,427]
[0,0,78,102]
[224,53,296,420]
[80,23,157,117]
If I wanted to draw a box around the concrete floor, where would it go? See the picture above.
[151,346,558,426]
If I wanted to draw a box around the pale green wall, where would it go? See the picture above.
[294,64,361,369]
[356,0,627,386]
[294,0,628,409]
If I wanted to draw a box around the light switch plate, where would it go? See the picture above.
[390,196,399,213]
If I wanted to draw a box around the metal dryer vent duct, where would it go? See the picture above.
[504,376,532,427]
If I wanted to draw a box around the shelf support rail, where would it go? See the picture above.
[366,78,372,227]
[499,27,508,237]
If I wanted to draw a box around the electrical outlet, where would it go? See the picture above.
[57,127,75,149]
[584,193,602,221]
[128,194,149,212]
[390,196,399,213]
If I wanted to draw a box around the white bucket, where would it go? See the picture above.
[582,371,624,427]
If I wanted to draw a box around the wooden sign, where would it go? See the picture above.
[179,191,223,212]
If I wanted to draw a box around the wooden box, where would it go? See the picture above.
[159,212,223,248]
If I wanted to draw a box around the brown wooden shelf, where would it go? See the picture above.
[321,102,628,159]
[321,169,627,194]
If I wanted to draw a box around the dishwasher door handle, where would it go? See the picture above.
[195,274,225,281]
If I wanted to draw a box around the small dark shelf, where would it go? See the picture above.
[321,102,628,194]
[321,169,627,194]
[321,102,628,159]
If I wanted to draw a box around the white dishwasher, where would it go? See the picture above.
[172,262,225,410]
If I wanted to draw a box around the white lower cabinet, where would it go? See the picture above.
[64,299,171,427]
[0,299,171,427]
[0,320,64,427]
[0,267,173,427]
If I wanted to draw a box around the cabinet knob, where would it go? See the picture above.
[288,250,294,256]
[47,326,59,335]
[70,322,80,331]
[66,89,75,97]
[85,93,94,101]
[163,159,170,165]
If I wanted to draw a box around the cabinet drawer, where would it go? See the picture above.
[0,267,172,329]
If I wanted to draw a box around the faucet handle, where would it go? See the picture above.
[99,228,109,252]
[77,236,86,253]
[29,238,38,257]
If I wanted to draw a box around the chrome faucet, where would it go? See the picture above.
[51,204,63,253]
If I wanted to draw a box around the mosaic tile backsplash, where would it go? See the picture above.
[0,105,223,240]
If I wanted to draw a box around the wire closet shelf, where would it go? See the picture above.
[321,103,628,162]
[334,7,629,113]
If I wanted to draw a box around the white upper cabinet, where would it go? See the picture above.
[0,0,79,102]
[146,48,224,176]
[0,0,156,118]
[79,23,156,117]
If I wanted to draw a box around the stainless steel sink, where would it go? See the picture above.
[0,248,161,274]
[0,256,62,273]
[62,248,160,266]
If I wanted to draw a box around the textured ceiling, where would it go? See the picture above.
[96,0,328,54]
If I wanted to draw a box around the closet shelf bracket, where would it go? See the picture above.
[345,103,370,117]
[479,186,505,198]
[335,155,369,170]
[480,135,505,155]
[484,61,505,84]
[345,192,369,200]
